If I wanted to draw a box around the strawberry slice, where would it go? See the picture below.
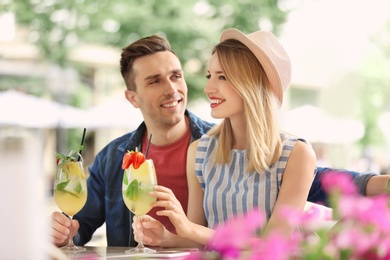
[132,151,145,169]
[122,151,133,170]
[122,150,146,169]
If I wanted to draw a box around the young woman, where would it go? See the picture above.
[132,28,317,248]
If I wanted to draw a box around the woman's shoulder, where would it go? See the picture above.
[287,137,317,173]
[189,138,201,151]
[280,132,307,143]
[276,132,316,170]
[280,132,314,153]
[189,134,219,159]
[197,134,214,146]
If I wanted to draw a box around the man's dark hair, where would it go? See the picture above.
[120,35,175,91]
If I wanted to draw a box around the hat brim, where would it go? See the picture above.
[220,28,285,105]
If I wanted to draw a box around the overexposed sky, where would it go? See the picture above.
[280,0,389,87]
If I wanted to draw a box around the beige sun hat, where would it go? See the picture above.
[220,28,291,105]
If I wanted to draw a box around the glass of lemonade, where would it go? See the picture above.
[122,158,157,254]
[54,150,88,253]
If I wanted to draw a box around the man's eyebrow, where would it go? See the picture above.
[172,69,183,74]
[144,74,160,81]
[143,69,183,81]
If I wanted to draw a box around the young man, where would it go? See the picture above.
[49,34,387,248]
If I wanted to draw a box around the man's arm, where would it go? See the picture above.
[309,167,382,207]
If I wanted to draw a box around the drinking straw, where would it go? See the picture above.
[78,128,87,161]
[145,133,152,158]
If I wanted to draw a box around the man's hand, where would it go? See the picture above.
[47,211,80,247]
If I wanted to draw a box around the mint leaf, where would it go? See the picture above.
[56,180,70,191]
[123,170,128,185]
[126,179,139,201]
[73,181,82,194]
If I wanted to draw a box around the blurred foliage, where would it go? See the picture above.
[2,0,290,100]
[1,0,290,154]
[357,78,388,148]
[1,0,389,160]
[356,21,390,151]
[0,76,46,95]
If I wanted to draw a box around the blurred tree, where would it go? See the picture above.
[356,20,390,153]
[2,0,289,100]
[1,0,289,153]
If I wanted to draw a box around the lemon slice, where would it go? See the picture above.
[63,161,86,178]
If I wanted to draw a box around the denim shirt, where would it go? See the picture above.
[309,167,376,207]
[73,110,214,246]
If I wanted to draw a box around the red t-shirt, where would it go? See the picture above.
[141,129,191,233]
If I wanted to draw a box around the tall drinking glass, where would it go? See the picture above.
[122,159,157,254]
[54,150,88,253]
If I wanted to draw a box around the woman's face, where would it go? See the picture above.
[204,53,244,120]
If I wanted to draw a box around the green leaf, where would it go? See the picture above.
[55,180,80,198]
[56,146,83,164]
[123,170,128,185]
[73,181,82,194]
[56,180,70,191]
[126,179,139,201]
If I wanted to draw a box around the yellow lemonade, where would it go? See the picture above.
[122,159,157,216]
[54,160,88,216]
[54,146,88,253]
[54,190,88,216]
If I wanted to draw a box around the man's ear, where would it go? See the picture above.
[124,90,140,108]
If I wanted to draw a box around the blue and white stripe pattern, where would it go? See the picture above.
[195,133,302,228]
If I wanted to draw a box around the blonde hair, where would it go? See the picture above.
[208,39,282,173]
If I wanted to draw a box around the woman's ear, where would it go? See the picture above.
[125,90,140,108]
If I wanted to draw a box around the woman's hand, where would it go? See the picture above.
[149,185,194,238]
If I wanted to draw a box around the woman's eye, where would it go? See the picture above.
[205,74,211,79]
[219,75,226,80]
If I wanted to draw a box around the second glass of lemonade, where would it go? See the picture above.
[122,158,157,253]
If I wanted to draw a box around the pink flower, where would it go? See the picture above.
[250,233,297,260]
[191,170,390,260]
[320,170,358,195]
[338,195,390,231]
[78,254,100,260]
[279,206,303,227]
[279,203,332,231]
[206,209,265,258]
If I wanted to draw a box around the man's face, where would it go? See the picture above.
[125,51,188,128]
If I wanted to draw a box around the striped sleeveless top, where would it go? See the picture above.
[195,133,304,228]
